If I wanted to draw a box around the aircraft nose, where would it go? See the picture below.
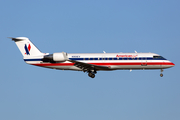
[170,62,175,67]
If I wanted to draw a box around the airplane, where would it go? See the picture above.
[10,37,175,78]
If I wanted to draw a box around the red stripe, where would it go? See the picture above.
[28,44,31,51]
[162,62,175,66]
[32,62,175,67]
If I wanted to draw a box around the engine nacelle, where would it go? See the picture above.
[43,52,68,62]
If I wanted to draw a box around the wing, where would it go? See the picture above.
[68,60,110,72]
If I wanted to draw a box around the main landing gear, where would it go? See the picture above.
[87,70,97,78]
[160,69,163,77]
[88,72,95,78]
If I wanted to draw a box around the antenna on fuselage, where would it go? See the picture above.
[135,50,137,53]
[103,51,106,53]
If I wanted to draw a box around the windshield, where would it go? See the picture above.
[153,56,166,60]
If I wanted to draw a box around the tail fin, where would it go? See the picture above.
[10,37,43,57]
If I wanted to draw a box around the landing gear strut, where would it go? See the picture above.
[81,67,97,78]
[160,69,163,77]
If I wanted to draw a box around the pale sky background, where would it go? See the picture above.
[0,0,179,120]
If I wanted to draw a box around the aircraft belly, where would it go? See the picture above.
[40,63,171,71]
[28,60,173,71]
[42,65,81,71]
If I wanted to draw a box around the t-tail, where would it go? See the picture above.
[10,37,44,57]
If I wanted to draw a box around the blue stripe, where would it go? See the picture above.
[24,59,42,61]
[24,44,30,55]
[69,57,166,60]
[24,57,166,62]
[70,58,84,60]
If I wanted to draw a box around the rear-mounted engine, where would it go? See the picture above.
[43,52,68,62]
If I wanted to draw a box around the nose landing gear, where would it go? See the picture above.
[160,69,163,77]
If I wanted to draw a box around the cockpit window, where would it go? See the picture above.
[153,56,166,60]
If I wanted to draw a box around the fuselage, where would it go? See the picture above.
[24,52,175,71]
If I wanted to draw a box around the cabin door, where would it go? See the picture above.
[141,57,147,66]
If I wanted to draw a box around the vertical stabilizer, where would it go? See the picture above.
[10,37,43,57]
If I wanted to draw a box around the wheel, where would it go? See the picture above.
[88,72,95,78]
[88,72,93,77]
[160,73,163,77]
[91,74,95,78]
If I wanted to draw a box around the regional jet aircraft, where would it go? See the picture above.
[11,37,175,78]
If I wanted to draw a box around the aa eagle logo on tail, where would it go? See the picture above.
[24,44,31,55]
